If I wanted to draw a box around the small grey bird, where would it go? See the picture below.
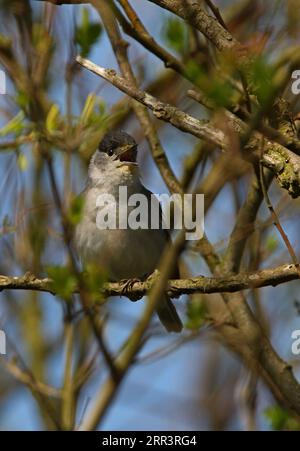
[75,131,182,332]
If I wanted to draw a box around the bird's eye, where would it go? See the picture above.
[107,148,114,156]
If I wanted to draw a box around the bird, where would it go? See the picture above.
[74,130,182,333]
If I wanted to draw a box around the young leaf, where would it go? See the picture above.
[265,405,300,431]
[46,104,60,133]
[163,17,186,54]
[185,296,207,330]
[0,111,25,137]
[248,56,274,105]
[80,93,96,125]
[47,266,77,301]
[75,8,102,58]
[17,153,28,171]
[68,194,84,226]
[83,263,107,303]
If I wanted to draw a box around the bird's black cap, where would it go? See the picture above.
[99,131,137,154]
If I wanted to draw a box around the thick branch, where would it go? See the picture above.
[0,264,299,299]
[147,0,241,52]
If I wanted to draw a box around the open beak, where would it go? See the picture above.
[118,144,137,165]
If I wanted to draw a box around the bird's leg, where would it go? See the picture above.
[120,271,161,301]
[119,277,143,301]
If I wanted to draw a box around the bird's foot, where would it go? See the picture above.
[120,278,142,302]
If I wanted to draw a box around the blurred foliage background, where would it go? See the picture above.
[0,0,300,431]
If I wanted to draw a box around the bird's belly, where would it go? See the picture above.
[75,222,166,280]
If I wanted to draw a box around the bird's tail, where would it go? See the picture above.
[156,296,183,333]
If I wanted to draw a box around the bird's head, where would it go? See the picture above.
[99,130,137,163]
[88,131,138,183]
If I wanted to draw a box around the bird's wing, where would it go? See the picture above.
[140,184,179,279]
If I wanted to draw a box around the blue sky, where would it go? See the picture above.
[0,0,299,431]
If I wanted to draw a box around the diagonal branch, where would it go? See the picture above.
[76,56,300,198]
[112,0,186,76]
[147,0,241,52]
[76,55,226,146]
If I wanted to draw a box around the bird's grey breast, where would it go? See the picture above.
[75,173,167,280]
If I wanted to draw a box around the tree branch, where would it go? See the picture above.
[91,0,183,194]
[34,0,85,4]
[76,56,300,198]
[0,263,299,299]
[147,0,241,52]
[76,56,226,146]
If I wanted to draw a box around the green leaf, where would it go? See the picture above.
[248,56,274,105]
[184,59,206,86]
[15,90,30,111]
[83,263,107,303]
[163,17,186,54]
[0,111,25,137]
[0,33,12,58]
[46,104,60,133]
[264,405,300,431]
[207,79,235,108]
[78,95,107,133]
[75,8,102,58]
[17,153,28,171]
[266,235,278,254]
[68,194,84,226]
[88,99,108,126]
[80,93,96,125]
[185,60,235,107]
[47,266,77,301]
[185,297,207,330]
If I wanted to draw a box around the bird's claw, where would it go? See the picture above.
[120,278,142,302]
